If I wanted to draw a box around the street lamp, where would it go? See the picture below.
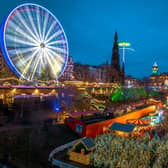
[118,41,134,65]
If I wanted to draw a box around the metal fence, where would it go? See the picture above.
[52,159,80,168]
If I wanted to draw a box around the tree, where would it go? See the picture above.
[92,133,168,168]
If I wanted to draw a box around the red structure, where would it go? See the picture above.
[65,117,87,137]
[146,98,163,108]
[65,105,156,137]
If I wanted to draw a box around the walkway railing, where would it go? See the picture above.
[48,138,82,161]
[48,138,85,168]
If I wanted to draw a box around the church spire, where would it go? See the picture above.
[114,31,118,42]
[111,31,120,71]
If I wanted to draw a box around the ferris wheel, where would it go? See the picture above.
[0,3,69,81]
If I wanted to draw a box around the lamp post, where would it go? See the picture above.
[118,42,134,86]
[118,42,134,66]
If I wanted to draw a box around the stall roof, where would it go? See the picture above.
[81,137,94,149]
[109,123,135,133]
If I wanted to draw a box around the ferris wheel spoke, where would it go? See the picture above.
[36,6,42,41]
[46,48,64,63]
[45,30,63,44]
[15,49,38,68]
[15,55,30,68]
[26,50,41,80]
[42,12,49,41]
[32,50,48,80]
[47,45,66,55]
[38,54,44,74]
[7,27,37,46]
[15,47,37,55]
[8,47,37,57]
[6,34,36,47]
[41,52,46,69]
[7,21,38,45]
[44,21,57,41]
[45,50,59,77]
[46,40,66,46]
[21,49,40,79]
[47,49,64,64]
[46,50,63,77]
[46,50,62,69]
[25,6,41,42]
[15,9,39,43]
[30,52,42,80]
[15,52,34,66]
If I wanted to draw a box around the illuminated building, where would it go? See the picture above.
[124,75,141,88]
[73,32,125,84]
[73,63,110,83]
[98,61,111,83]
[150,72,168,88]
[59,56,74,81]
[0,49,15,79]
[149,62,168,88]
[73,63,90,81]
[89,65,101,82]
[152,62,158,74]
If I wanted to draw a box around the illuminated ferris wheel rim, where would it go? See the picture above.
[0,3,69,80]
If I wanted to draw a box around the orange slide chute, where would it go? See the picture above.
[86,105,156,137]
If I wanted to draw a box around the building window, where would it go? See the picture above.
[76,124,83,133]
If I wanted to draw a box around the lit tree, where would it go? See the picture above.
[92,133,168,168]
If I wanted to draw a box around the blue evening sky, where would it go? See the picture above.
[0,0,168,78]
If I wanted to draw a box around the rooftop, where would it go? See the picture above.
[109,122,135,132]
[81,137,94,149]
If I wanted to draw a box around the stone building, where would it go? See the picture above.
[73,63,90,82]
[73,32,125,84]
[59,56,74,81]
[150,73,168,88]
[110,31,124,84]
[0,49,14,78]
[149,62,168,88]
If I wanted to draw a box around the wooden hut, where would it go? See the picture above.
[68,137,94,165]
[109,122,136,137]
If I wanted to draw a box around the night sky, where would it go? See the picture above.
[0,0,167,78]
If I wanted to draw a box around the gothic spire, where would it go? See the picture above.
[111,31,120,71]
[114,31,118,42]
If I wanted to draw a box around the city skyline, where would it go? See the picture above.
[0,0,168,78]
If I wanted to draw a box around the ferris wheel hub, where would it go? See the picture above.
[40,43,45,48]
